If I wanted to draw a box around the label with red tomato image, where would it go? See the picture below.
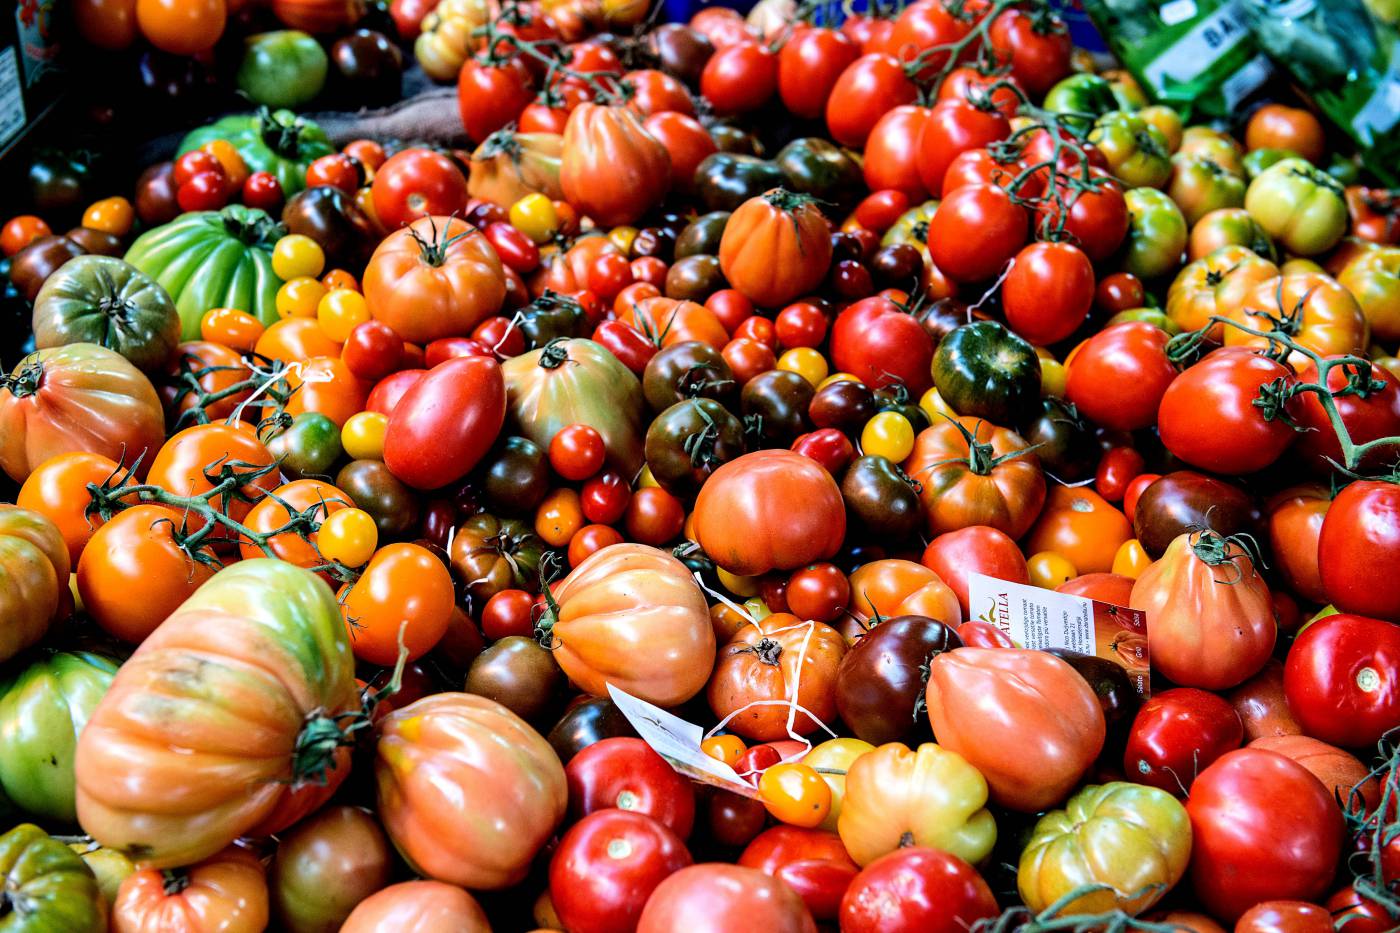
[967,573,1150,695]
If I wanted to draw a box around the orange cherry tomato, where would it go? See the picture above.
[239,479,354,568]
[340,543,455,665]
[200,307,265,352]
[199,140,250,190]
[82,197,136,237]
[135,0,226,55]
[1,216,51,256]
[535,487,584,548]
[1024,485,1133,575]
[284,356,370,428]
[322,269,360,292]
[567,523,623,566]
[702,734,747,767]
[758,762,832,828]
[255,316,342,363]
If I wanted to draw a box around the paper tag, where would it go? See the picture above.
[606,684,759,798]
[967,573,1150,695]
[0,48,25,149]
[1143,0,1251,89]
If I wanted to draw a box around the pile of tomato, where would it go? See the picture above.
[0,0,1398,930]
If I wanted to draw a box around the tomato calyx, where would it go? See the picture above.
[0,360,44,399]
[254,106,316,162]
[737,637,784,666]
[160,868,192,896]
[405,214,478,268]
[1185,529,1264,584]
[475,126,525,163]
[293,645,408,787]
[216,204,286,250]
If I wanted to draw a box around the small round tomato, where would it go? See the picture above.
[1124,688,1244,795]
[568,523,623,566]
[17,451,126,566]
[276,276,327,319]
[242,171,284,214]
[480,588,536,640]
[926,183,1027,283]
[317,508,378,567]
[536,488,584,548]
[1095,447,1145,503]
[371,148,469,230]
[1245,104,1325,164]
[549,423,606,481]
[775,302,828,350]
[200,307,263,352]
[1318,480,1400,621]
[177,171,229,212]
[272,234,326,280]
[305,154,360,193]
[485,221,541,274]
[705,289,755,335]
[581,471,631,525]
[759,763,831,828]
[317,288,371,343]
[83,196,135,236]
[702,735,747,767]
[1095,272,1146,315]
[625,486,685,545]
[341,411,388,461]
[786,563,850,625]
[1026,551,1076,589]
[340,543,454,664]
[342,320,405,381]
[859,411,914,462]
[1283,613,1400,749]
[1,215,51,256]
[550,809,692,933]
[510,193,559,244]
[566,737,696,838]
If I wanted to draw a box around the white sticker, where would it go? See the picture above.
[0,47,25,149]
[606,684,759,798]
[1143,0,1251,90]
[1160,0,1198,26]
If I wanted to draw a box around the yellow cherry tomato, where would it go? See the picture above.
[510,193,560,244]
[717,567,758,597]
[82,197,135,237]
[1112,539,1152,578]
[200,307,264,352]
[317,288,370,342]
[861,411,915,461]
[803,738,874,833]
[637,464,659,488]
[199,140,249,189]
[317,508,379,567]
[341,411,388,460]
[919,386,957,423]
[1040,359,1067,398]
[276,276,327,319]
[818,372,860,389]
[759,762,832,828]
[778,347,829,387]
[535,487,584,548]
[1027,551,1078,589]
[272,234,327,280]
[607,224,638,255]
[701,734,746,767]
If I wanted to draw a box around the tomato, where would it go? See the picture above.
[887,0,972,79]
[268,806,392,933]
[1002,241,1093,345]
[717,190,832,311]
[561,103,671,228]
[341,880,490,932]
[1185,748,1344,921]
[989,7,1071,94]
[707,615,846,741]
[1318,480,1400,622]
[1065,321,1177,432]
[1292,357,1400,474]
[1222,273,1368,368]
[735,825,855,921]
[339,542,453,664]
[936,66,1022,119]
[1244,158,1346,256]
[370,149,468,231]
[927,183,1027,283]
[926,647,1105,812]
[693,450,845,576]
[1283,613,1400,749]
[1165,246,1278,337]
[636,864,817,933]
[1245,104,1325,165]
[902,417,1046,541]
[841,847,997,933]
[1249,735,1377,814]
[1047,170,1129,262]
[701,42,778,115]
[1,215,51,256]
[363,215,506,345]
[458,57,533,143]
[113,845,267,932]
[566,737,696,838]
[1122,187,1188,279]
[783,563,849,624]
[1337,245,1400,344]
[625,486,686,545]
[382,355,504,492]
[914,101,1009,199]
[825,54,918,149]
[551,809,692,933]
[778,27,859,119]
[1157,347,1297,475]
[920,525,1029,615]
[1022,486,1132,577]
[830,295,935,394]
[759,763,832,828]
[136,0,225,54]
[15,452,123,567]
[1123,688,1243,795]
[304,154,360,194]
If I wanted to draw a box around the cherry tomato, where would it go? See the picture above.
[200,307,264,352]
[701,42,778,116]
[343,320,406,381]
[481,588,536,640]
[241,172,283,214]
[510,192,559,243]
[791,429,855,476]
[593,320,656,374]
[786,563,851,624]
[1095,272,1146,315]
[568,523,624,566]
[581,471,631,525]
[705,289,755,335]
[173,150,223,186]
[625,486,685,545]
[1,216,51,256]
[775,302,828,350]
[1122,473,1159,525]
[272,234,326,280]
[340,543,454,664]
[759,763,831,828]
[549,424,606,481]
[82,197,135,236]
[1096,446,1145,503]
[318,508,379,567]
[701,735,747,767]
[177,171,229,212]
[485,221,541,274]
[588,251,635,301]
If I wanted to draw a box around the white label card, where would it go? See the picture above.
[606,684,759,798]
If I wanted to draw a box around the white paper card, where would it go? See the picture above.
[606,684,759,797]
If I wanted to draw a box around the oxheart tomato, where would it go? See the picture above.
[738,826,859,921]
[636,863,817,933]
[1066,321,1177,432]
[1123,688,1244,794]
[1185,748,1343,921]
[1157,348,1297,475]
[566,737,696,838]
[926,648,1105,812]
[382,354,505,490]
[561,103,671,228]
[840,847,997,933]
[719,189,833,309]
[550,809,692,933]
[1318,480,1400,621]
[830,295,935,394]
[708,615,846,742]
[1283,613,1400,749]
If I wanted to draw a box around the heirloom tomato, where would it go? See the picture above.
[719,189,833,309]
[551,809,692,933]
[270,805,392,933]
[1122,187,1187,279]
[566,737,696,838]
[1292,358,1400,475]
[113,845,268,933]
[1123,688,1243,794]
[1222,272,1367,367]
[341,881,490,932]
[902,417,1046,540]
[1157,348,1296,475]
[1244,158,1346,256]
[0,824,104,931]
[830,295,935,395]
[0,506,70,664]
[637,864,817,933]
[1065,321,1177,432]
[846,560,962,633]
[1165,245,1278,337]
[840,847,997,933]
[1318,480,1400,621]
[707,615,846,741]
[382,354,505,490]
[561,104,671,228]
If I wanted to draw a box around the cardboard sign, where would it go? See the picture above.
[606,684,760,798]
[967,573,1150,695]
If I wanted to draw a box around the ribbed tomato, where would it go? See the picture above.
[560,103,671,227]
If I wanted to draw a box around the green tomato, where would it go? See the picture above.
[31,255,181,372]
[1167,155,1246,226]
[124,204,286,338]
[1043,74,1125,131]
[177,109,335,195]
[1123,187,1187,280]
[1243,157,1348,256]
[266,411,344,479]
[237,31,328,110]
[1018,782,1191,916]
[1241,147,1298,180]
[1107,307,1181,334]
[932,320,1042,429]
[0,824,105,932]
[0,652,118,824]
[1090,111,1172,190]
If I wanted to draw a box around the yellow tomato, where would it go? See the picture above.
[606,224,638,255]
[778,347,829,387]
[803,738,875,833]
[701,734,746,767]
[1028,551,1078,589]
[918,386,957,423]
[317,508,378,567]
[341,411,388,460]
[511,193,560,244]
[759,763,831,828]
[535,487,584,548]
[861,411,915,461]
[317,288,370,342]
[1112,539,1152,578]
[818,372,860,388]
[272,234,327,280]
[717,567,758,597]
[637,464,659,488]
[82,197,135,237]
[276,276,327,319]
[1040,359,1067,397]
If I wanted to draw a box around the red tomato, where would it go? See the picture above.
[636,864,817,933]
[550,809,692,933]
[566,736,697,838]
[1044,169,1128,262]
[626,68,694,116]
[941,148,1019,195]
[1095,272,1146,315]
[1283,613,1400,749]
[774,302,828,350]
[473,315,526,359]
[786,563,850,624]
[342,320,406,381]
[791,429,855,476]
[920,526,1030,616]
[778,27,860,120]
[853,190,911,233]
[1095,446,1145,503]
[1185,748,1344,921]
[738,826,859,922]
[1002,241,1093,346]
[988,7,1072,95]
[1235,901,1334,933]
[457,57,534,143]
[625,486,686,545]
[1292,358,1400,475]
[177,171,229,212]
[480,589,535,640]
[840,847,998,933]
[734,315,776,350]
[705,289,755,335]
[1066,321,1178,431]
[643,112,717,193]
[926,183,1027,283]
[423,336,491,368]
[305,153,360,192]
[484,222,540,274]
[887,0,973,81]
[1318,480,1400,621]
[1158,348,1297,475]
[916,101,1010,198]
[825,54,918,148]
[1122,472,1159,525]
[1123,688,1244,795]
[580,470,631,525]
[365,368,424,415]
[700,42,777,116]
[956,620,1015,648]
[549,423,606,481]
[593,320,656,374]
[371,149,469,230]
[382,355,506,489]
[864,106,932,203]
[829,295,935,394]
[1056,572,1135,606]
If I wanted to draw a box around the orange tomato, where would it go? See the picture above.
[340,543,454,664]
[17,451,127,565]
[707,615,846,741]
[145,422,280,534]
[1244,104,1325,165]
[77,504,219,644]
[255,316,343,364]
[199,139,250,190]
[1025,485,1133,575]
[239,479,354,568]
[135,0,226,55]
[200,308,264,352]
[82,197,136,237]
[322,268,360,292]
[0,215,51,256]
[567,522,623,567]
[1222,273,1368,367]
[162,340,253,424]
[619,296,729,350]
[535,487,584,548]
[284,356,370,427]
[845,558,962,637]
[113,845,268,931]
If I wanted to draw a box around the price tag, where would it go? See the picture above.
[606,684,759,798]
